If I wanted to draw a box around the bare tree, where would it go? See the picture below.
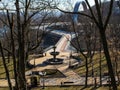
[0,0,55,89]
[108,24,120,84]
[56,0,117,89]
[70,19,98,87]
[0,42,12,90]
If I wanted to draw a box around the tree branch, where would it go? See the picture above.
[56,7,93,19]
[104,0,114,30]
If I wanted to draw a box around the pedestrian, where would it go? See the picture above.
[61,82,63,86]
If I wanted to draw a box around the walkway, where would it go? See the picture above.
[0,79,15,87]
[43,65,85,86]
[28,53,106,86]
[0,52,110,87]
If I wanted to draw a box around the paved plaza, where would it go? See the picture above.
[28,51,85,86]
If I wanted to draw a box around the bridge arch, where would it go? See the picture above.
[73,1,87,23]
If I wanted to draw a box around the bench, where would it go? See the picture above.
[63,81,74,84]
[61,81,74,87]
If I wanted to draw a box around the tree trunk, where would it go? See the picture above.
[85,57,88,87]
[0,42,13,90]
[7,10,19,89]
[99,42,102,86]
[115,56,120,85]
[16,0,26,89]
[99,30,117,90]
[7,52,10,63]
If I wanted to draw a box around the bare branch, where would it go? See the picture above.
[104,0,114,30]
[85,0,100,27]
[56,7,93,19]
[94,0,103,27]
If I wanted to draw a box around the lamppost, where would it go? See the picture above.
[39,71,46,89]
[69,51,72,68]
[33,54,36,69]
[53,46,56,61]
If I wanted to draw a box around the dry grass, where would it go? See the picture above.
[31,86,120,90]
[73,53,108,76]
[0,58,14,78]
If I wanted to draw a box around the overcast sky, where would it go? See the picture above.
[0,0,108,11]
[0,0,95,8]
[58,0,96,11]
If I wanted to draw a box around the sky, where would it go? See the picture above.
[0,0,108,12]
[70,0,95,6]
[58,0,95,10]
[0,0,95,10]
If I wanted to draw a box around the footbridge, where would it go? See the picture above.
[44,32,75,53]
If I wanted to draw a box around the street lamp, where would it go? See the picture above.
[33,54,36,69]
[39,71,46,89]
[69,51,72,68]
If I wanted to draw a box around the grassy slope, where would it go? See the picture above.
[30,86,120,90]
[73,53,108,76]
[0,58,14,78]
[0,86,120,90]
